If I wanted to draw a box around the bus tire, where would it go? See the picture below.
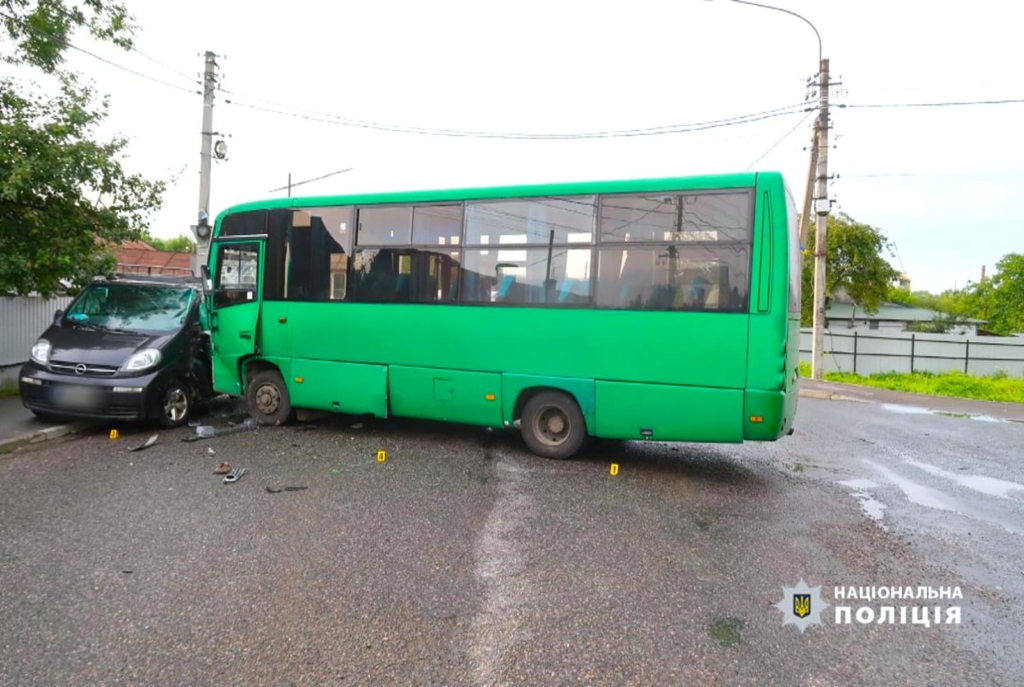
[520,391,587,460]
[247,369,294,426]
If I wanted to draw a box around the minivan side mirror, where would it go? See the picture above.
[53,309,64,325]
[200,264,213,296]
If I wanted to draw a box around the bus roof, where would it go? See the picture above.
[216,171,781,223]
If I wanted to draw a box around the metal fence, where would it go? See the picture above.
[799,328,1024,378]
[0,295,74,389]
[0,295,72,367]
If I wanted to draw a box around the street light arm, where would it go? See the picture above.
[730,0,822,63]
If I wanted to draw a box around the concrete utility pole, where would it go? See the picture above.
[810,58,831,379]
[193,50,218,276]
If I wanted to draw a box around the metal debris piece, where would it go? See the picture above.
[206,447,217,456]
[213,462,231,475]
[265,485,308,493]
[223,468,245,484]
[182,417,259,442]
[129,434,159,452]
[351,423,363,429]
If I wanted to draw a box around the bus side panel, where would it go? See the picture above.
[283,303,748,390]
[259,301,290,360]
[288,359,388,417]
[500,374,596,435]
[594,382,743,442]
[745,178,789,395]
[742,389,793,440]
[389,365,502,427]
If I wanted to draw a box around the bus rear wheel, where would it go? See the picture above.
[247,369,294,426]
[520,391,587,460]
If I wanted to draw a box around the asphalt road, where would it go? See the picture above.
[0,395,1020,686]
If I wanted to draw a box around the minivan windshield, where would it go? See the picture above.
[62,283,194,334]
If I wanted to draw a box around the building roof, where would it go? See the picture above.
[116,242,192,276]
[826,301,985,324]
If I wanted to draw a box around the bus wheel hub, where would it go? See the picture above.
[255,384,281,414]
[537,408,568,444]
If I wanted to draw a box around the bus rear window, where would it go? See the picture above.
[785,188,801,314]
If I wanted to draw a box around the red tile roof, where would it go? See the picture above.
[116,243,193,275]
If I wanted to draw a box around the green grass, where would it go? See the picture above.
[0,388,18,399]
[799,361,1024,404]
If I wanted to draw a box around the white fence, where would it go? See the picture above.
[799,328,1024,378]
[0,295,73,388]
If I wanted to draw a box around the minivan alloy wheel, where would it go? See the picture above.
[164,387,189,423]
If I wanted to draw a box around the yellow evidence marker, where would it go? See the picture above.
[376,450,387,463]
[610,463,619,476]
[109,429,120,440]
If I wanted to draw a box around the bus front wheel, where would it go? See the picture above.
[247,369,294,426]
[520,391,587,460]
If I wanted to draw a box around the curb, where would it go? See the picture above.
[0,423,84,453]
[798,389,867,403]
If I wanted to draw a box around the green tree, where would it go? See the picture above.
[144,233,195,252]
[801,212,901,326]
[0,1,165,297]
[968,253,1024,335]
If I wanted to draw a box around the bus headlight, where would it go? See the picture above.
[30,339,50,365]
[122,349,162,372]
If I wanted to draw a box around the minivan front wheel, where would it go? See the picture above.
[159,380,192,428]
[247,369,293,426]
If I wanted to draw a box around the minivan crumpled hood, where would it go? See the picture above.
[43,325,166,368]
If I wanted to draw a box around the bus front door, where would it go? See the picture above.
[209,238,264,396]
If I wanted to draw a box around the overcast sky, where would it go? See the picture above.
[26,0,1024,293]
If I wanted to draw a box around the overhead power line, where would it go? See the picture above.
[0,10,199,94]
[129,46,200,85]
[745,112,814,170]
[840,98,1024,109]
[223,96,813,140]
[67,43,199,94]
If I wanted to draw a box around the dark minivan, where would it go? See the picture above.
[19,275,214,427]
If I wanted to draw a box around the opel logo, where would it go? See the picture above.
[74,364,87,375]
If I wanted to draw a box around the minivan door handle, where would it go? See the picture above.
[239,331,252,340]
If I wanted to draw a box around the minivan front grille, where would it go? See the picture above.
[49,361,119,377]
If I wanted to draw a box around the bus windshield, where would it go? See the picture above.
[62,283,194,334]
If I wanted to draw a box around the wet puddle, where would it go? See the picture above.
[863,460,963,512]
[906,460,1024,499]
[863,460,1019,535]
[838,478,889,529]
[882,404,1010,423]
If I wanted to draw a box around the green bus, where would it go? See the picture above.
[203,171,801,458]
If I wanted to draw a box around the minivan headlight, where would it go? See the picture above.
[30,339,50,365]
[122,348,162,372]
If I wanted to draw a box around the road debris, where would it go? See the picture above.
[265,485,308,493]
[129,434,159,452]
[182,417,258,443]
[213,463,231,475]
[223,468,245,484]
[205,447,217,457]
